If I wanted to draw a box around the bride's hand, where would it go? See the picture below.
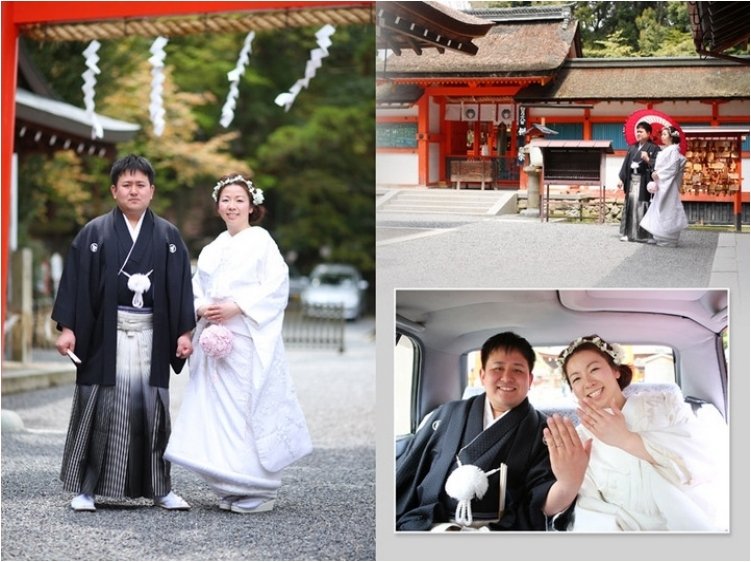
[203,302,241,323]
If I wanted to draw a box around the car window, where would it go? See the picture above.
[314,272,356,285]
[395,333,418,436]
[464,344,676,409]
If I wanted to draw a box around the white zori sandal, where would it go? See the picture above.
[71,494,96,512]
[153,491,191,510]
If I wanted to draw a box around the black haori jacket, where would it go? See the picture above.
[52,208,196,388]
[618,140,660,202]
[396,395,566,531]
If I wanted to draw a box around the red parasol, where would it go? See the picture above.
[624,109,687,154]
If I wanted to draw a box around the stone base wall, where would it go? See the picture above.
[518,196,750,225]
[518,195,623,222]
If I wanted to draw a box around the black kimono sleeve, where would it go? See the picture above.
[396,406,446,530]
[51,215,114,386]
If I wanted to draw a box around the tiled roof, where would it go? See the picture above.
[531,139,614,153]
[689,1,750,62]
[380,19,580,75]
[376,83,424,105]
[377,1,493,56]
[517,58,750,100]
[422,1,497,26]
[466,5,574,22]
[16,89,140,142]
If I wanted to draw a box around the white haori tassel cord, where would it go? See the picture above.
[117,236,152,308]
[123,270,153,308]
[445,457,501,526]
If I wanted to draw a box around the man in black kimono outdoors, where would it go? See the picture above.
[617,121,660,243]
[396,332,590,531]
[53,154,196,512]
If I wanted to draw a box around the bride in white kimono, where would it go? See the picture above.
[551,335,727,532]
[640,126,688,247]
[165,174,312,514]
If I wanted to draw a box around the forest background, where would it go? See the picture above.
[19,16,375,288]
[17,1,749,297]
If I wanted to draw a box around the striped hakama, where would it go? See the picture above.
[60,309,172,499]
[620,174,651,242]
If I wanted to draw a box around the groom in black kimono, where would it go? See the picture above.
[396,332,587,531]
[617,121,660,242]
[53,154,196,512]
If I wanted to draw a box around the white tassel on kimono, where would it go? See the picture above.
[445,458,499,526]
[126,272,152,308]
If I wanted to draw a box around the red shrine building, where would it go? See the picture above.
[376,4,750,225]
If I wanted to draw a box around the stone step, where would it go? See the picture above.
[384,205,498,214]
[394,193,503,201]
[1,362,76,395]
[377,188,517,216]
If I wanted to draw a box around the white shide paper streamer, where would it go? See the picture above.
[220,31,256,128]
[81,40,104,139]
[148,36,169,137]
[275,24,335,112]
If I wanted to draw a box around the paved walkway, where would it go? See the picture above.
[377,212,748,290]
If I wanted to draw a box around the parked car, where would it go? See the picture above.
[287,264,308,301]
[301,263,368,320]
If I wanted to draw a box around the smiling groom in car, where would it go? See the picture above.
[396,331,588,531]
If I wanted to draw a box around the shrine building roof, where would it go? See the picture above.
[16,40,139,157]
[517,57,750,101]
[376,1,494,57]
[379,5,581,76]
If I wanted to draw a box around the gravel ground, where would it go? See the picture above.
[1,320,375,561]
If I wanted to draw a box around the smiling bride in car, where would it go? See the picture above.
[548,334,727,532]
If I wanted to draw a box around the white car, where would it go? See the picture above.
[287,265,309,301]
[301,263,368,320]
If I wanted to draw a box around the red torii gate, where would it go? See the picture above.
[1,0,371,344]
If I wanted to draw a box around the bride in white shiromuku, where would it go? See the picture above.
[165,174,312,514]
[640,126,688,247]
[553,335,727,532]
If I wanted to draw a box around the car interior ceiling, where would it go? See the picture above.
[396,291,725,354]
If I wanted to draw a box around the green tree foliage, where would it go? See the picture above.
[256,105,375,274]
[576,1,694,57]
[17,151,92,252]
[574,0,747,57]
[20,36,249,253]
[473,1,747,57]
[19,21,375,282]
[588,28,637,57]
